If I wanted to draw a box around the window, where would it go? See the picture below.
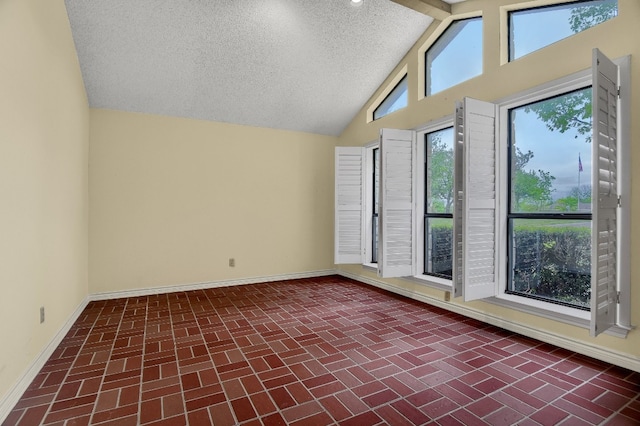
[453,49,630,337]
[509,0,617,61]
[371,148,379,263]
[373,75,408,120]
[426,17,482,96]
[507,88,592,310]
[424,127,454,278]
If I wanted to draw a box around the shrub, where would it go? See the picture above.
[429,223,591,308]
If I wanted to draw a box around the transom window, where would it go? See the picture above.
[507,88,593,309]
[426,17,483,96]
[509,0,617,61]
[373,75,408,120]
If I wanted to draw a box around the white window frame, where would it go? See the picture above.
[423,15,484,97]
[503,0,619,63]
[413,117,456,291]
[456,51,631,337]
[363,141,379,268]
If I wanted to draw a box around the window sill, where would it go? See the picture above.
[487,293,630,338]
[358,265,628,338]
[405,274,453,292]
[362,263,378,272]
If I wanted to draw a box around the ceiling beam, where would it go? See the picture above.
[390,0,452,21]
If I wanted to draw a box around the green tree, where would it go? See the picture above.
[513,148,556,211]
[523,89,592,143]
[428,137,454,213]
[569,1,617,33]
[555,185,592,212]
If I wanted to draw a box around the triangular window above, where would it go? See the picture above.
[373,75,408,120]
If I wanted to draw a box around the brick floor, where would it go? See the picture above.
[3,275,639,425]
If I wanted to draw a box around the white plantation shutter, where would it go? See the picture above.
[591,49,619,337]
[335,147,365,264]
[460,97,499,301]
[378,128,416,278]
[452,101,464,298]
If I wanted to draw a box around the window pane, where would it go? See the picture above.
[509,219,591,309]
[509,0,617,61]
[372,214,378,263]
[509,88,592,214]
[425,218,453,279]
[373,148,379,215]
[373,75,408,120]
[426,18,482,96]
[372,148,379,263]
[426,128,454,213]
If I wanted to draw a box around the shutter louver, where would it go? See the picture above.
[335,147,365,264]
[452,101,464,298]
[461,97,499,301]
[591,48,619,337]
[379,129,416,278]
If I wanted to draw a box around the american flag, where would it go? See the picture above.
[579,154,583,172]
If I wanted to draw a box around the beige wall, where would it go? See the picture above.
[89,110,335,294]
[0,0,89,402]
[338,0,640,369]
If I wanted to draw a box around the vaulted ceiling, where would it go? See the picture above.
[65,0,464,136]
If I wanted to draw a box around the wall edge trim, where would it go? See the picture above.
[0,296,91,424]
[89,270,337,301]
[338,271,640,373]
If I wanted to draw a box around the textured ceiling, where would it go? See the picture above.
[65,0,443,136]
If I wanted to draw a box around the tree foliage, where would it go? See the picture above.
[428,136,454,213]
[555,185,592,212]
[523,89,593,143]
[569,1,617,33]
[512,148,556,211]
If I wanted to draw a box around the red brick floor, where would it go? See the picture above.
[3,275,639,425]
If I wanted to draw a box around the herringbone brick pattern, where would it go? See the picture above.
[3,276,639,425]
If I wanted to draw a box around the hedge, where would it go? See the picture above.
[429,223,591,308]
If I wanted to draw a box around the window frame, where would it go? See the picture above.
[485,54,630,336]
[424,16,483,97]
[373,74,408,121]
[363,142,379,267]
[413,118,456,291]
[505,0,618,63]
[505,87,594,311]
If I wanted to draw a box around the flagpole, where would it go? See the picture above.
[577,153,581,210]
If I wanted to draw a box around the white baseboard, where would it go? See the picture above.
[0,296,90,424]
[89,269,336,301]
[338,270,640,373]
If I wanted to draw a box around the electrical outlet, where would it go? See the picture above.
[444,291,451,302]
[229,258,235,267]
[40,306,45,324]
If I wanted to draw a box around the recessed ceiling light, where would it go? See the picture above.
[351,0,363,5]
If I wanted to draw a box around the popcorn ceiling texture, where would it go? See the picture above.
[64,0,433,136]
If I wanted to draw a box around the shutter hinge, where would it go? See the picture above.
[617,291,621,304]
[618,195,622,207]
[617,87,621,98]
